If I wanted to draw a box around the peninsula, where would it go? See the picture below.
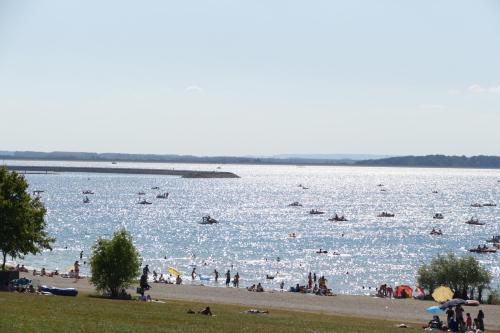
[5,165,240,179]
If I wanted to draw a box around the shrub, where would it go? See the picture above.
[89,229,141,298]
[417,253,490,300]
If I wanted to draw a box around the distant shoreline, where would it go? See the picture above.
[5,165,240,179]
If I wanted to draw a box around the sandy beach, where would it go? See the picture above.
[22,273,500,330]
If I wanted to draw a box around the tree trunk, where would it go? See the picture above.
[1,252,6,271]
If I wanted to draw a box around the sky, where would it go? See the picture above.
[1,0,499,156]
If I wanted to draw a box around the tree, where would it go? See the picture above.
[89,228,141,297]
[0,167,55,270]
[417,253,491,300]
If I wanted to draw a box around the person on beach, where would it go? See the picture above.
[280,281,284,291]
[191,268,197,280]
[80,250,83,259]
[73,261,80,281]
[143,264,150,276]
[256,283,264,292]
[214,269,219,282]
[387,285,393,298]
[455,305,464,330]
[446,306,455,327]
[313,273,317,283]
[466,313,472,331]
[176,275,182,285]
[477,310,484,332]
[225,270,231,287]
[41,267,46,276]
[308,272,313,289]
[233,272,240,288]
[199,306,213,316]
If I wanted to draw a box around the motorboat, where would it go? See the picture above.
[309,209,325,215]
[156,192,169,199]
[377,212,395,217]
[471,203,483,208]
[288,202,302,207]
[433,213,444,219]
[83,196,90,204]
[137,192,146,195]
[328,214,348,222]
[465,218,484,225]
[82,190,94,195]
[483,203,497,207]
[151,186,160,190]
[377,184,384,187]
[288,233,297,238]
[137,199,152,205]
[199,215,218,225]
[432,191,438,194]
[380,189,387,192]
[316,249,328,254]
[469,246,497,253]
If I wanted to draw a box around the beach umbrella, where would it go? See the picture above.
[432,286,454,302]
[439,298,465,310]
[426,306,444,315]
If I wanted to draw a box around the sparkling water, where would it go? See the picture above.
[6,160,500,294]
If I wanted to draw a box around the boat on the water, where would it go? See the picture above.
[151,186,160,190]
[432,190,439,194]
[430,228,443,236]
[199,215,218,225]
[471,203,483,208]
[83,196,90,204]
[137,199,152,205]
[316,249,328,254]
[156,192,169,199]
[137,192,146,195]
[486,235,500,243]
[328,214,348,222]
[288,202,302,207]
[483,203,497,207]
[82,190,94,195]
[433,213,444,219]
[377,212,395,217]
[465,218,484,225]
[469,246,497,253]
[309,209,325,215]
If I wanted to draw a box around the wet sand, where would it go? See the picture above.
[22,274,500,330]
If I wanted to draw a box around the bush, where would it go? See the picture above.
[417,253,490,300]
[89,229,141,298]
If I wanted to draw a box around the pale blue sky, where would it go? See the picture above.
[1,1,499,156]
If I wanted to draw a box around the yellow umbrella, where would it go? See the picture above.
[432,286,454,302]
[167,267,181,277]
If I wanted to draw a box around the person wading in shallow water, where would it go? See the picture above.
[214,269,219,282]
[225,270,231,287]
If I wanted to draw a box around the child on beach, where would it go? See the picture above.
[465,313,472,330]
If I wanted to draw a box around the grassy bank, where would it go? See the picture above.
[0,293,416,333]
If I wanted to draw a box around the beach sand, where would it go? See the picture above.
[22,273,500,330]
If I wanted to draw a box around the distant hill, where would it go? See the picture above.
[271,154,393,161]
[356,155,500,169]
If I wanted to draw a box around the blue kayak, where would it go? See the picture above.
[40,285,78,297]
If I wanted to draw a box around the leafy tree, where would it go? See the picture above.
[89,228,141,297]
[417,253,491,300]
[0,167,55,270]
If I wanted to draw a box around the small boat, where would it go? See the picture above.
[33,190,45,194]
[486,235,500,243]
[471,203,483,208]
[316,250,328,254]
[288,202,302,207]
[82,190,94,195]
[377,212,395,217]
[111,162,117,165]
[433,213,444,219]
[151,186,160,190]
[465,218,484,225]
[432,190,438,194]
[377,184,384,187]
[469,247,497,253]
[309,209,325,215]
[199,215,218,225]
[266,274,275,280]
[301,186,309,190]
[156,192,169,199]
[328,214,348,222]
[137,192,146,195]
[83,196,90,204]
[483,203,497,207]
[137,199,152,205]
[430,229,443,236]
[288,233,297,238]
[380,189,387,192]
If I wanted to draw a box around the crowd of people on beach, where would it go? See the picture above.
[426,306,485,332]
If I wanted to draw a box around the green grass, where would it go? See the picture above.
[0,292,492,333]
